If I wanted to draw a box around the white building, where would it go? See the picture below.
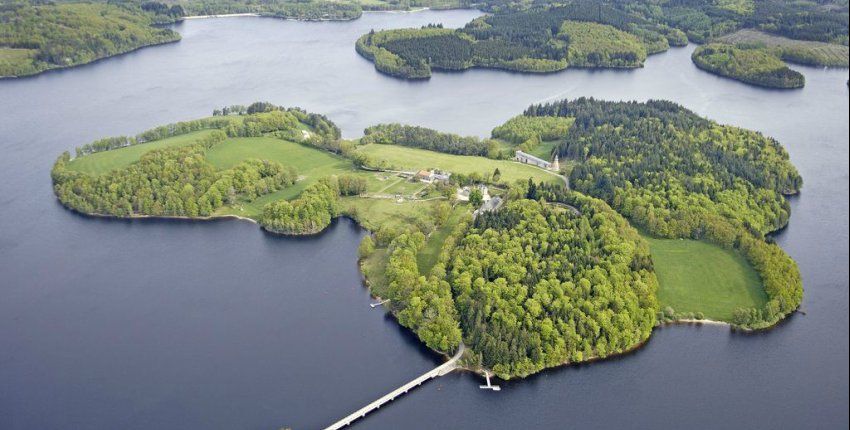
[515,150,559,171]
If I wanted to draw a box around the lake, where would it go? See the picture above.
[0,9,847,430]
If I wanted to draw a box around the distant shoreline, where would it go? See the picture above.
[182,13,261,20]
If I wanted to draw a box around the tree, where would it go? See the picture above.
[358,235,375,259]
[469,189,483,207]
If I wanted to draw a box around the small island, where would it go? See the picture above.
[692,43,805,88]
[355,4,683,79]
[51,99,803,380]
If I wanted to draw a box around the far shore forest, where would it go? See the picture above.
[51,99,803,379]
[1,0,847,88]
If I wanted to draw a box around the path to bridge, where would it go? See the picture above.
[323,344,465,430]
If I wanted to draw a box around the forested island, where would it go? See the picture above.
[692,43,804,88]
[52,99,802,379]
[355,0,848,79]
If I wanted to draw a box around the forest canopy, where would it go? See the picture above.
[449,195,658,378]
[692,43,805,89]
[355,0,847,79]
[524,97,803,329]
[0,2,180,77]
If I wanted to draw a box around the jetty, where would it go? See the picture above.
[323,344,465,429]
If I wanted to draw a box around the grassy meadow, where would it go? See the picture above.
[66,130,215,175]
[417,204,467,275]
[645,235,767,322]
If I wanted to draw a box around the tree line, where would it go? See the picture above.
[75,102,340,156]
[362,123,498,157]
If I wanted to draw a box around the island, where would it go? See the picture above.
[692,43,805,88]
[355,3,683,78]
[51,99,803,380]
[355,0,848,80]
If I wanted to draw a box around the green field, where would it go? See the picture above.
[645,235,767,321]
[341,196,442,232]
[66,130,215,175]
[206,137,361,217]
[417,204,467,275]
[357,144,561,184]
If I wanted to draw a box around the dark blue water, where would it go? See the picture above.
[0,10,847,430]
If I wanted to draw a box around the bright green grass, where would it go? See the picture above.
[206,137,360,218]
[65,130,215,175]
[382,179,426,196]
[645,235,767,321]
[357,144,561,184]
[417,204,468,275]
[341,196,441,232]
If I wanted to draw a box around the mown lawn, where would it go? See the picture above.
[417,204,468,275]
[65,130,215,175]
[356,144,561,184]
[645,235,768,322]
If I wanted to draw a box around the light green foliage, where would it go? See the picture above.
[386,228,463,353]
[260,178,339,234]
[177,0,362,20]
[358,235,375,259]
[692,43,805,89]
[0,3,180,77]
[491,115,574,145]
[646,235,766,322]
[450,196,658,378]
[716,0,755,15]
[559,21,647,68]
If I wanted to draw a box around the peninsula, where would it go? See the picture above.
[51,99,803,380]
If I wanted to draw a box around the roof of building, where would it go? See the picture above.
[515,150,551,166]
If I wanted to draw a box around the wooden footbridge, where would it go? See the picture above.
[323,344,465,430]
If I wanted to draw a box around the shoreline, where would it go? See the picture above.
[182,13,261,20]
